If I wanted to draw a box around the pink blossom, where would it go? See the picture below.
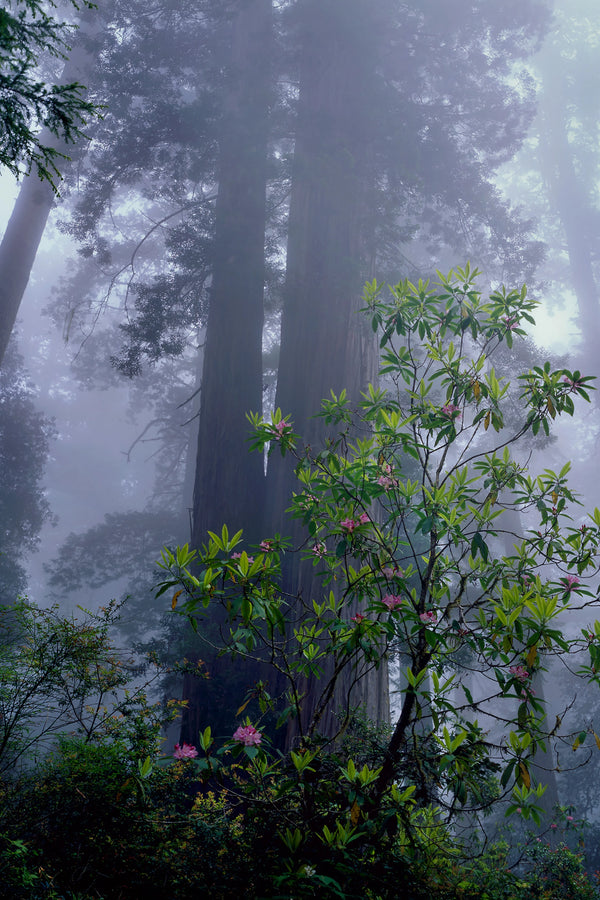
[561,574,580,591]
[341,514,369,532]
[272,419,291,440]
[502,316,519,331]
[381,566,395,579]
[233,725,262,747]
[259,540,274,552]
[441,403,461,418]
[567,815,574,822]
[382,594,403,611]
[419,611,437,625]
[232,552,254,564]
[509,665,529,682]
[351,613,367,624]
[312,542,326,557]
[173,743,198,760]
[377,462,398,490]
[563,375,582,392]
[516,807,522,814]
[550,823,557,829]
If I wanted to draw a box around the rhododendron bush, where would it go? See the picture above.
[156,267,600,895]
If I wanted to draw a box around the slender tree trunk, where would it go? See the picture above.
[180,0,272,745]
[0,9,98,367]
[267,0,388,742]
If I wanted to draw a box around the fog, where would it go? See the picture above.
[3,0,600,860]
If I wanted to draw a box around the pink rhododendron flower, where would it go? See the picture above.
[272,419,291,440]
[563,375,582,392]
[377,462,398,490]
[567,815,574,822]
[232,552,254,564]
[351,613,367,624]
[561,574,580,591]
[173,743,198,760]
[550,823,557,829]
[381,566,395,579]
[509,665,529,682]
[441,402,461,418]
[312,542,326,557]
[233,725,262,747]
[419,611,437,625]
[259,540,273,552]
[502,316,519,331]
[341,514,369,532]
[382,594,403,611]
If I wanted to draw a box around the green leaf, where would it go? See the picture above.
[471,532,489,562]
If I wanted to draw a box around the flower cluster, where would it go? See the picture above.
[312,542,326,557]
[509,665,529,682]
[340,512,370,532]
[563,375,582,392]
[502,316,519,331]
[419,610,437,625]
[561,574,580,591]
[259,539,274,552]
[232,551,254,564]
[351,613,367,624]
[173,742,198,760]
[272,419,292,440]
[441,402,461,418]
[233,725,262,747]
[377,461,398,491]
[382,594,403,611]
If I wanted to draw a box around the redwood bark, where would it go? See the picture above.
[267,0,389,741]
[180,0,272,744]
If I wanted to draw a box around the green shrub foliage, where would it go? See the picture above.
[3,268,600,898]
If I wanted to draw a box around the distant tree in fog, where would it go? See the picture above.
[0,340,54,600]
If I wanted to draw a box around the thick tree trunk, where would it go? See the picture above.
[180,0,271,746]
[538,57,600,374]
[267,0,388,743]
[0,10,98,367]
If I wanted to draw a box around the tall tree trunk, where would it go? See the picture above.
[180,0,271,745]
[267,0,388,743]
[0,9,98,367]
[538,54,600,375]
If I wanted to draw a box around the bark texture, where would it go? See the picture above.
[267,0,389,741]
[181,0,272,745]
